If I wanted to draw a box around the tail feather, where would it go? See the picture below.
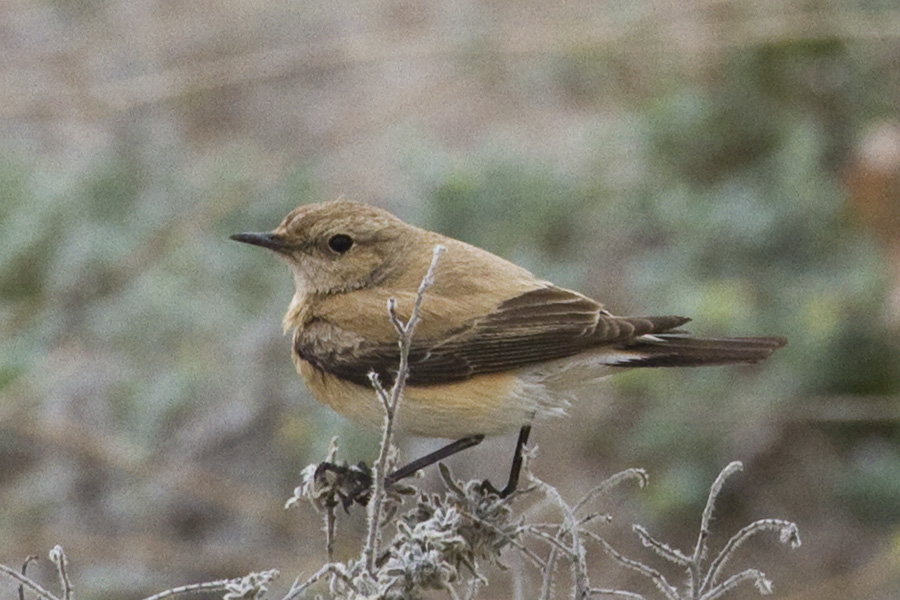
[614,334,787,367]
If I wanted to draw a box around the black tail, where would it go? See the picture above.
[618,334,787,367]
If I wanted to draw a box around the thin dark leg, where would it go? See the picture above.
[481,424,531,498]
[385,434,485,486]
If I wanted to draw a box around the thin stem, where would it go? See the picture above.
[696,462,743,562]
[282,564,356,600]
[539,547,558,600]
[0,563,61,600]
[325,504,337,562]
[572,468,648,516]
[536,479,590,598]
[362,245,445,575]
[524,526,578,557]
[141,580,233,600]
[322,437,340,561]
[700,568,772,600]
[464,577,483,600]
[19,555,39,600]
[689,461,743,599]
[632,524,691,566]
[48,546,72,600]
[592,534,679,600]
[701,519,799,594]
[589,589,645,599]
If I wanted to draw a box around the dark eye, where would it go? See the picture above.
[327,234,354,254]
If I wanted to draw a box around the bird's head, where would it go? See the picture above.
[231,201,422,297]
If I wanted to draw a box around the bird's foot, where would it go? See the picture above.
[478,478,516,498]
[314,461,373,509]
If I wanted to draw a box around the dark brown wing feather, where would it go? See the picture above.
[294,286,691,387]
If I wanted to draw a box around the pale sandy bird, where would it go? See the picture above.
[232,201,785,496]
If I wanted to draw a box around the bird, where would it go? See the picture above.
[231,200,786,497]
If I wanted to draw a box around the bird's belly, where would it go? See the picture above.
[297,359,551,438]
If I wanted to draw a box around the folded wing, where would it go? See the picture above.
[294,285,786,387]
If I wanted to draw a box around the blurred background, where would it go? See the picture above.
[2,1,900,598]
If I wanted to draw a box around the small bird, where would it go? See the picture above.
[232,201,786,496]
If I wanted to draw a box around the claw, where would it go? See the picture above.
[314,461,374,508]
[479,479,502,497]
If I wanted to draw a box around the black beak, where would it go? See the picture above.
[230,232,291,253]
